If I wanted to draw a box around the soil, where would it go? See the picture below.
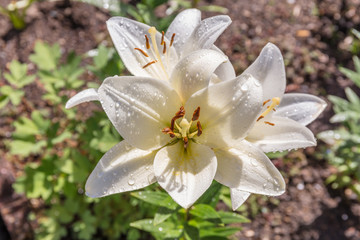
[1,0,360,239]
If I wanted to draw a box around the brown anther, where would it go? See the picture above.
[170,33,176,47]
[134,48,149,57]
[170,106,185,130]
[183,137,189,148]
[162,127,175,138]
[197,121,203,136]
[263,99,270,106]
[257,115,264,121]
[192,107,200,121]
[272,108,276,112]
[163,42,167,54]
[142,60,157,69]
[161,31,165,45]
[145,35,150,49]
[264,121,275,126]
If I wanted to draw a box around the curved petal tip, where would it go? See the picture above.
[66,88,99,109]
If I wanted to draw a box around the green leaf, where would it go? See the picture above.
[93,44,109,69]
[4,60,35,88]
[195,181,222,207]
[184,223,199,240]
[29,41,61,71]
[153,207,176,225]
[131,191,178,210]
[200,227,242,238]
[217,211,250,224]
[345,87,360,106]
[0,95,9,108]
[189,204,221,223]
[8,139,46,156]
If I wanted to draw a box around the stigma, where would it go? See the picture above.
[257,97,281,126]
[133,26,176,80]
[162,106,202,149]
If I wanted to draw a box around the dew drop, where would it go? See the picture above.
[128,178,135,186]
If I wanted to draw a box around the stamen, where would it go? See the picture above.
[264,121,275,126]
[161,31,165,45]
[263,99,270,106]
[170,33,175,47]
[148,27,168,79]
[142,60,157,69]
[163,42,167,54]
[170,106,185,130]
[197,121,202,136]
[257,97,281,122]
[162,127,175,137]
[192,107,200,121]
[134,48,149,57]
[145,35,150,49]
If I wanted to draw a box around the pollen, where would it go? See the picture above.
[162,106,202,148]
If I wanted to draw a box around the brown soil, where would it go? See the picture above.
[1,0,360,239]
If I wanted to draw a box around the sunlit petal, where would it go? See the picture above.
[98,76,182,150]
[65,88,99,109]
[182,15,232,57]
[274,93,327,125]
[230,189,251,211]
[165,9,201,55]
[247,116,317,152]
[170,49,228,102]
[186,74,263,148]
[85,141,156,198]
[243,43,286,101]
[154,142,217,209]
[214,141,285,195]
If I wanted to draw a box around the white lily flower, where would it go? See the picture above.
[67,48,287,209]
[228,43,327,210]
[106,9,233,82]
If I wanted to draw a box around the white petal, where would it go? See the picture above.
[230,189,251,211]
[247,116,317,152]
[85,141,156,198]
[182,15,232,57]
[154,142,217,209]
[243,43,286,101]
[107,17,178,80]
[185,74,263,148]
[170,49,228,102]
[98,76,182,150]
[211,45,236,82]
[65,88,99,109]
[214,141,285,196]
[274,93,327,126]
[165,9,201,55]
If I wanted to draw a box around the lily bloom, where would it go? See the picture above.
[106,9,233,82]
[227,43,327,209]
[67,44,291,208]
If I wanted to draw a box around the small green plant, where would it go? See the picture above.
[0,0,35,30]
[0,60,35,108]
[318,31,360,198]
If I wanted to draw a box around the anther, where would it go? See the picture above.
[192,107,200,121]
[162,127,175,137]
[170,33,175,47]
[264,121,275,126]
[257,116,264,121]
[170,106,185,130]
[134,48,149,57]
[161,31,165,45]
[163,42,167,54]
[197,121,202,136]
[263,99,270,106]
[145,35,150,49]
[142,60,157,69]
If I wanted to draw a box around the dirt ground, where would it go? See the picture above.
[1,0,360,239]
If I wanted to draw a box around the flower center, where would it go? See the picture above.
[134,26,176,80]
[162,106,202,149]
[257,97,281,126]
